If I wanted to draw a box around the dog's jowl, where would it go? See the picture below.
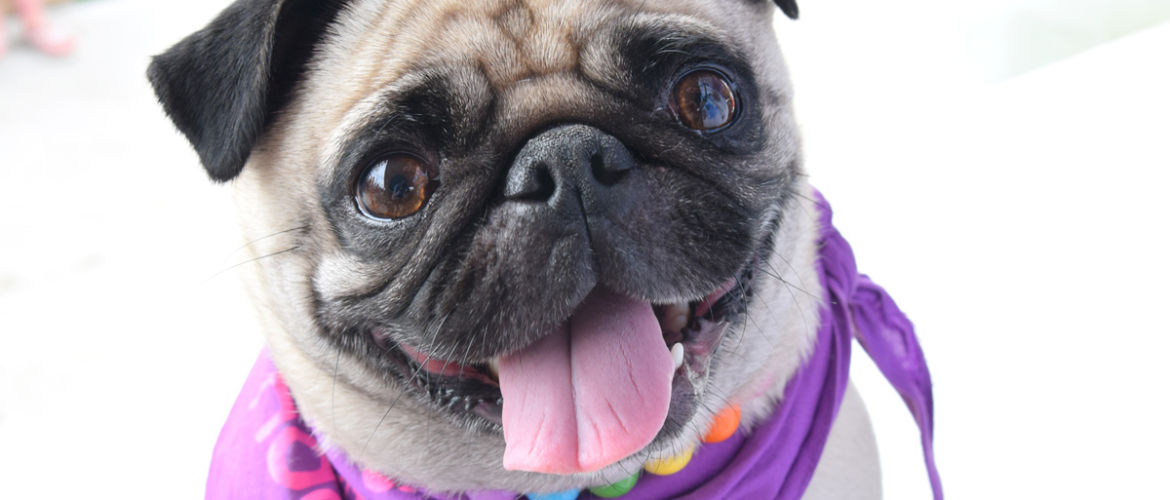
[150,0,942,498]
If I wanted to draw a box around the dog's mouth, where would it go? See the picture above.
[371,261,755,475]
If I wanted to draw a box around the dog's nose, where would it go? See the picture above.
[503,124,635,209]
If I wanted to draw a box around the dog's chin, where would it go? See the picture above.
[364,238,767,476]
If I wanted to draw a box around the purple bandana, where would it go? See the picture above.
[206,193,943,500]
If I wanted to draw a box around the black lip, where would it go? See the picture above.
[377,339,506,423]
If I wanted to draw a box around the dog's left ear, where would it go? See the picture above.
[772,0,800,20]
[148,0,350,182]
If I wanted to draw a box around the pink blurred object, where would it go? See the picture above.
[1,0,75,58]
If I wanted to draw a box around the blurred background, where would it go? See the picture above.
[1,0,1167,497]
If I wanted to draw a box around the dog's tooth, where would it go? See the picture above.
[671,343,685,370]
[486,358,500,380]
[662,303,689,333]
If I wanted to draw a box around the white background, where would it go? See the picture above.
[2,0,1168,498]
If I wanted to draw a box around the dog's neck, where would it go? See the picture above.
[212,192,943,500]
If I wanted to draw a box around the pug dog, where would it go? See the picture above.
[149,0,932,498]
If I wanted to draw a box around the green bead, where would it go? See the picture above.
[588,471,640,498]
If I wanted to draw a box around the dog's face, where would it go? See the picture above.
[151,0,822,493]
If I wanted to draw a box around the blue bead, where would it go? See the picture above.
[527,490,580,500]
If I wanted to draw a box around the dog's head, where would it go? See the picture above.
[151,0,821,493]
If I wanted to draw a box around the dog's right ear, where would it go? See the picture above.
[148,0,350,182]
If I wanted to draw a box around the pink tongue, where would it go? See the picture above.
[498,288,674,474]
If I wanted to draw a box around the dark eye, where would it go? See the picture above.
[355,155,435,220]
[669,70,738,131]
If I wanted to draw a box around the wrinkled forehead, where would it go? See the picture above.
[317,0,757,96]
[295,0,773,174]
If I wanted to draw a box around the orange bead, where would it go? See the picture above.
[702,405,741,443]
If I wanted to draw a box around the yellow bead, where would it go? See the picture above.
[643,445,695,476]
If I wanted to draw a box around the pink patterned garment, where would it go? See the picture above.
[206,353,517,500]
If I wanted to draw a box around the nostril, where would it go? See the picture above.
[590,152,629,187]
[505,161,557,202]
[529,166,556,201]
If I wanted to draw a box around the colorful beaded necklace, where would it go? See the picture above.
[529,405,741,500]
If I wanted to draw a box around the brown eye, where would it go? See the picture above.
[356,155,434,220]
[669,70,738,131]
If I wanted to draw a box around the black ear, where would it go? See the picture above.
[774,0,799,20]
[148,0,350,182]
